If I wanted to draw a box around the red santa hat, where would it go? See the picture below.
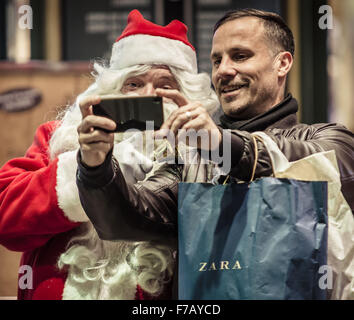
[110,9,197,74]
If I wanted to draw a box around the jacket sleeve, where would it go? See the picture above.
[229,123,354,210]
[0,121,87,252]
[76,151,181,243]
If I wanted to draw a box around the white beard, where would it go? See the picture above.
[51,104,176,300]
[58,224,174,300]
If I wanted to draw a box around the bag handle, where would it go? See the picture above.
[252,132,290,174]
[249,135,259,181]
[222,131,290,184]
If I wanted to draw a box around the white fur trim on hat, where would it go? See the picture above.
[56,150,89,223]
[110,34,198,74]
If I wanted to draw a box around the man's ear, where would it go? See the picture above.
[276,51,293,78]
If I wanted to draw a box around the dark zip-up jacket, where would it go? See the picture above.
[76,94,354,243]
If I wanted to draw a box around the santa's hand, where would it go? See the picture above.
[114,135,153,184]
[77,96,116,167]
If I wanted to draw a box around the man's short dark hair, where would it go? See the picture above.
[213,8,295,57]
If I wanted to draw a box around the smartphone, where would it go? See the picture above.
[93,96,163,132]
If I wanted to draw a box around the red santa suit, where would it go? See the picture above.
[0,121,79,299]
[0,120,174,300]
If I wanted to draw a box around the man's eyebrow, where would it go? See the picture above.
[230,46,252,52]
[210,47,253,60]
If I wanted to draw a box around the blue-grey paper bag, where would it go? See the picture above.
[178,178,328,300]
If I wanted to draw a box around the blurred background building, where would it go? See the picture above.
[0,0,353,299]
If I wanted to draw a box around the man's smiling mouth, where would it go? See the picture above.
[220,82,249,95]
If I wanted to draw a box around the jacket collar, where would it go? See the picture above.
[219,94,299,132]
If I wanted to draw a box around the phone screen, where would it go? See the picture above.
[93,96,163,132]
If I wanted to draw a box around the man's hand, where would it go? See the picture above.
[155,89,222,150]
[77,96,116,167]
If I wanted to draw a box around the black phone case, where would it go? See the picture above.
[93,96,163,132]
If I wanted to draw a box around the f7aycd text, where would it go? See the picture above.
[176,304,221,315]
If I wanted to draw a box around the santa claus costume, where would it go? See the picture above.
[0,10,219,300]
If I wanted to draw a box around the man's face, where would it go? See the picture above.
[211,17,282,120]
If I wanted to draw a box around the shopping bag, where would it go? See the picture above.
[178,179,328,300]
[178,133,329,300]
[253,132,354,300]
